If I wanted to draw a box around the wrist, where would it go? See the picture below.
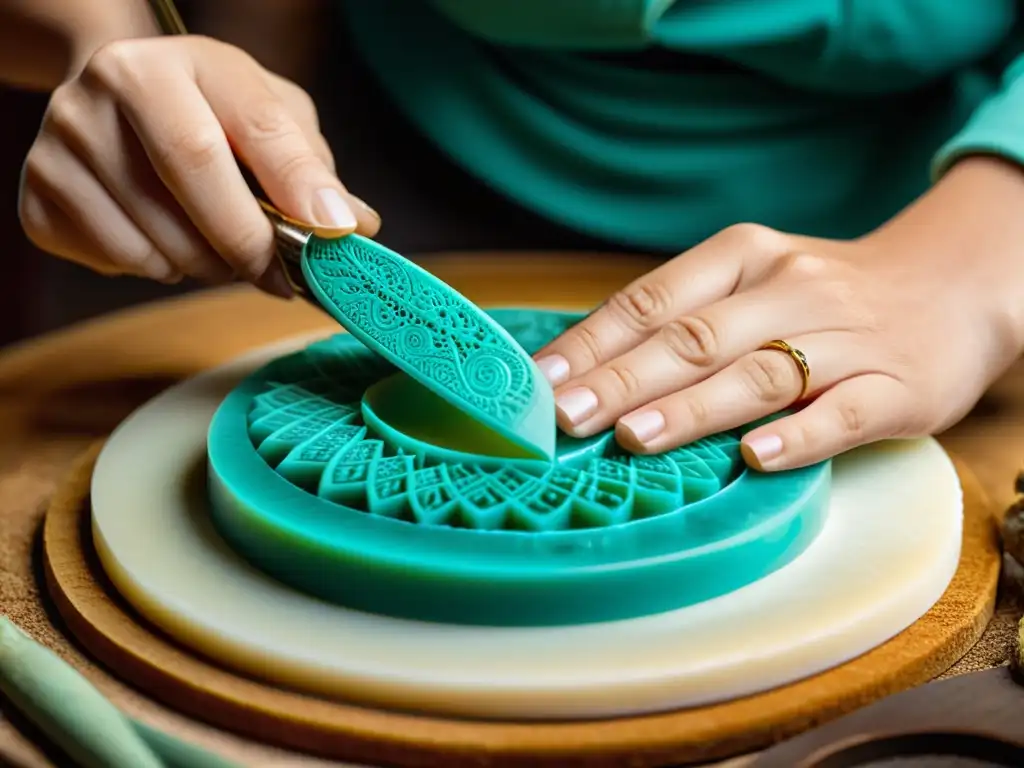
[0,1,160,90]
[867,155,1024,357]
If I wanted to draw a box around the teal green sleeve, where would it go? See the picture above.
[932,50,1024,179]
[345,1,1020,248]
[427,0,668,48]
[428,0,1013,92]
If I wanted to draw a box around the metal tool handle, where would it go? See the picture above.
[144,0,315,301]
[146,0,188,35]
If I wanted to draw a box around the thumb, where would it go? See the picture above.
[197,55,379,237]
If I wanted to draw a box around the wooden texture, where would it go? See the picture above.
[0,252,1021,767]
[41,440,999,767]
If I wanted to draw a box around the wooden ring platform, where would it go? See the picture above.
[43,440,1001,767]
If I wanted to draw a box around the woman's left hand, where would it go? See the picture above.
[533,157,1024,471]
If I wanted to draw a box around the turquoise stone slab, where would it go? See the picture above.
[300,235,556,460]
[207,309,831,626]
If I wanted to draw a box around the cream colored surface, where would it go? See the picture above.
[89,336,964,721]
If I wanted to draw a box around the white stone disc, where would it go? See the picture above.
[91,335,963,721]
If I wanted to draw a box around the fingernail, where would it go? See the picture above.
[555,387,598,426]
[312,188,358,230]
[742,434,783,469]
[618,410,666,444]
[535,354,570,386]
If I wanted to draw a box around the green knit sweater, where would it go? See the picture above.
[342,1,1024,249]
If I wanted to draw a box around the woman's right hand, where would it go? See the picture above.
[18,35,379,296]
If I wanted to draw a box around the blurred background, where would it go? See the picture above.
[0,0,630,349]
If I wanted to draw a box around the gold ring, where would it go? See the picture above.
[759,340,811,401]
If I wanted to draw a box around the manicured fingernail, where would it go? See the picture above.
[742,434,783,469]
[618,410,665,444]
[312,188,358,230]
[556,387,598,425]
[535,354,570,386]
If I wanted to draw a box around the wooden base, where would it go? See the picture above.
[43,442,1001,767]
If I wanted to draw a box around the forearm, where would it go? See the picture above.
[0,0,158,90]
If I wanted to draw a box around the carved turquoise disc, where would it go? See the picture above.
[300,235,556,460]
[207,309,831,626]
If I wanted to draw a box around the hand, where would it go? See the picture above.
[534,158,1024,471]
[18,35,379,295]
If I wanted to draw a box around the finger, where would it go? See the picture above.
[262,72,382,233]
[739,374,916,471]
[100,60,279,284]
[264,72,335,170]
[195,51,380,237]
[20,190,122,276]
[553,289,836,437]
[613,331,866,452]
[534,223,790,386]
[44,81,236,286]
[21,135,181,282]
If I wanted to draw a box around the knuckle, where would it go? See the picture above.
[569,324,605,367]
[44,85,80,132]
[273,149,321,186]
[659,316,719,367]
[835,400,868,439]
[778,250,829,280]
[683,397,711,429]
[85,39,144,89]
[17,190,48,246]
[222,222,272,277]
[42,89,94,156]
[719,222,783,252]
[188,34,225,53]
[20,141,62,204]
[241,96,295,143]
[162,125,224,174]
[20,146,48,191]
[741,351,798,402]
[603,364,641,399]
[607,280,673,330]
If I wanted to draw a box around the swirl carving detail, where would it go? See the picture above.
[302,237,535,429]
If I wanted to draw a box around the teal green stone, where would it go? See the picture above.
[207,309,831,626]
[301,234,556,460]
